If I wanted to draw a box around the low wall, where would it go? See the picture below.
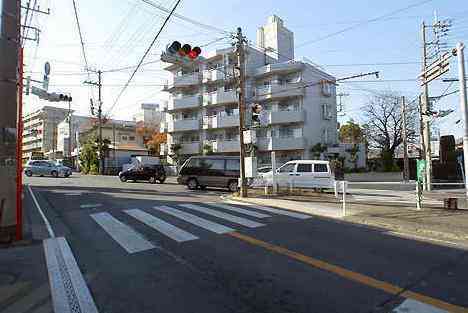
[344,171,403,182]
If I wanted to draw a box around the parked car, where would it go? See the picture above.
[177,156,240,192]
[24,160,72,178]
[119,164,166,184]
[257,165,272,177]
[263,160,334,189]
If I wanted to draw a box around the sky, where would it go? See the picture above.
[22,0,468,137]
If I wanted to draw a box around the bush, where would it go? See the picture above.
[89,163,99,175]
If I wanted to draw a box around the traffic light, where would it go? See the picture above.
[59,94,72,102]
[252,103,262,125]
[161,41,202,64]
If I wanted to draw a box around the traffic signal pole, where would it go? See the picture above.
[456,43,468,197]
[235,27,248,198]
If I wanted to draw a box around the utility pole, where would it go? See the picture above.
[456,43,468,197]
[84,70,104,174]
[235,27,247,198]
[418,95,427,169]
[68,99,72,159]
[401,96,410,181]
[421,21,433,191]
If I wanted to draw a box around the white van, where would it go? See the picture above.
[264,160,334,189]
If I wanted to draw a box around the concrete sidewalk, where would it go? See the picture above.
[228,194,468,248]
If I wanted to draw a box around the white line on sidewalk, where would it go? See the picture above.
[125,209,198,242]
[28,185,55,238]
[180,204,265,228]
[392,298,449,313]
[43,237,99,313]
[208,203,271,218]
[153,206,235,234]
[91,212,155,254]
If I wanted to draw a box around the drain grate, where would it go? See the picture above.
[54,244,82,313]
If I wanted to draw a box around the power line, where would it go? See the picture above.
[107,0,183,116]
[296,0,434,48]
[140,0,229,35]
[71,0,90,72]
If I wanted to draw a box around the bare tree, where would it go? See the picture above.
[362,92,417,171]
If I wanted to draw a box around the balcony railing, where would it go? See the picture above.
[255,83,304,101]
[168,95,201,110]
[254,62,304,78]
[203,90,237,106]
[203,114,239,129]
[268,110,305,124]
[205,139,240,153]
[257,136,305,151]
[164,72,201,89]
[167,119,199,132]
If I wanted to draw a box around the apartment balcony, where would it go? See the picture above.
[166,142,200,155]
[257,137,305,151]
[160,143,167,156]
[164,72,201,90]
[254,62,304,78]
[168,95,201,111]
[167,119,199,132]
[203,114,239,129]
[205,140,240,153]
[203,90,237,106]
[268,110,305,124]
[202,66,235,83]
[160,122,167,133]
[255,83,304,101]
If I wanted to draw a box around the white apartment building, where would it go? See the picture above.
[133,103,162,128]
[22,106,70,160]
[160,15,337,165]
[56,115,92,158]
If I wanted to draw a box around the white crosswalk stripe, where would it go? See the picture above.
[91,212,155,254]
[207,203,271,218]
[152,206,235,234]
[180,204,265,228]
[243,204,312,219]
[125,209,198,242]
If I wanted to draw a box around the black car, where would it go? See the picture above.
[119,164,166,184]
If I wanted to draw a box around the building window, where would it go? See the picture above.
[128,136,135,141]
[121,135,128,141]
[322,103,332,120]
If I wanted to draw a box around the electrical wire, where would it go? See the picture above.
[140,0,229,35]
[296,0,435,48]
[71,0,90,72]
[107,0,183,116]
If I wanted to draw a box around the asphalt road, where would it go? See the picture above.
[18,173,468,313]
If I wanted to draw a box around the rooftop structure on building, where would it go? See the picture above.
[159,15,338,166]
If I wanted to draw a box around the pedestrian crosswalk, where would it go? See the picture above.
[90,202,312,254]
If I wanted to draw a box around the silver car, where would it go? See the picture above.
[24,160,72,178]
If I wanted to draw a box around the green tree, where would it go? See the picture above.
[203,144,214,155]
[339,120,364,144]
[79,136,99,174]
[310,143,327,159]
[170,143,183,168]
[346,144,360,171]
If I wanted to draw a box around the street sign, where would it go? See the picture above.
[44,62,51,76]
[420,51,452,86]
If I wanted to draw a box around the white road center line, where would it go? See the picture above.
[244,205,312,219]
[153,206,235,234]
[180,204,265,228]
[90,212,155,254]
[125,209,198,242]
[207,203,271,218]
[43,237,99,313]
[392,299,449,313]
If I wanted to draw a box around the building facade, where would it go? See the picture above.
[160,16,337,166]
[56,115,92,158]
[134,103,162,127]
[22,106,69,160]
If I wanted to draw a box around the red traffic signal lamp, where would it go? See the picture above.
[162,41,202,63]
